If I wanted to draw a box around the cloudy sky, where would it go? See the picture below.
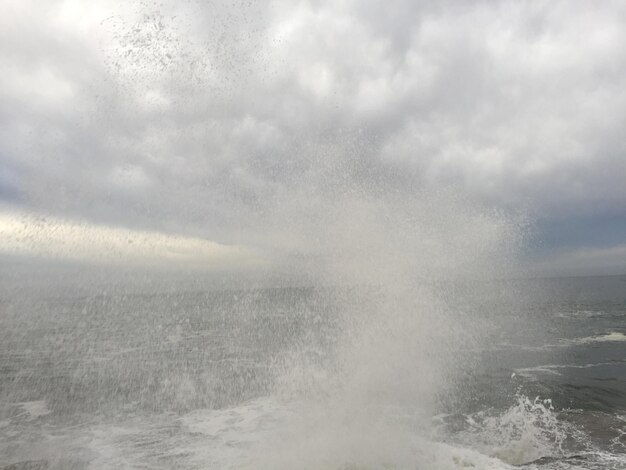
[1,0,625,277]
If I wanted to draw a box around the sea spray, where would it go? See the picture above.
[241,152,530,468]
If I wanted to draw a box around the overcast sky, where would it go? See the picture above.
[1,0,625,277]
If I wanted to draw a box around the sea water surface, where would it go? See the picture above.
[0,274,624,469]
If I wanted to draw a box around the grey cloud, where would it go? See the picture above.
[1,0,625,272]
[0,163,23,203]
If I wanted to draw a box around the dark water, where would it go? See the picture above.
[436,275,626,468]
[0,275,624,469]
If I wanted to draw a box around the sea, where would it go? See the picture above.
[0,274,624,469]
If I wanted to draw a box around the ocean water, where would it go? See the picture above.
[0,275,624,469]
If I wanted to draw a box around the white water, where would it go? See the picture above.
[3,393,598,469]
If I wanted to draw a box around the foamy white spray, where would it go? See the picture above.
[237,151,529,469]
[94,7,533,466]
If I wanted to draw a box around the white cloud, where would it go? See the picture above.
[0,211,264,270]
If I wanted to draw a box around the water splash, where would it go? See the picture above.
[239,175,530,468]
[453,395,570,465]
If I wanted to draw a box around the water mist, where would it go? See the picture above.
[239,152,528,469]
